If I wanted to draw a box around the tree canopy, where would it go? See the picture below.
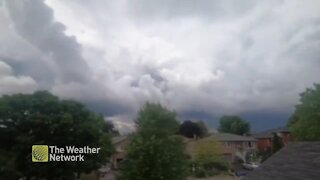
[179,120,208,138]
[195,140,221,164]
[272,133,283,153]
[288,84,320,141]
[0,91,114,179]
[118,103,187,180]
[194,140,228,177]
[218,116,250,135]
[103,120,120,136]
[196,121,209,137]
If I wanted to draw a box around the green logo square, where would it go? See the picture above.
[32,145,48,162]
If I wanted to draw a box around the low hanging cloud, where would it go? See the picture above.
[5,0,90,83]
[1,0,320,132]
[0,61,38,95]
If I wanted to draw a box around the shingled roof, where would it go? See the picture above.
[244,142,320,180]
[253,127,290,139]
[205,133,257,142]
[112,136,128,145]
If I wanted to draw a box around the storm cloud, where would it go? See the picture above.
[1,0,320,133]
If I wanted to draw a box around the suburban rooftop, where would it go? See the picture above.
[244,142,320,180]
[205,132,257,142]
[253,127,291,139]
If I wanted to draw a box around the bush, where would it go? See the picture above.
[195,167,206,178]
[192,160,229,178]
[201,160,229,171]
[211,161,229,171]
[206,169,219,177]
[194,166,220,178]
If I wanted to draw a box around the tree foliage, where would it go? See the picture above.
[0,91,114,179]
[218,116,250,135]
[288,84,320,141]
[117,103,188,180]
[195,140,221,164]
[179,120,208,138]
[196,121,209,137]
[103,120,120,136]
[194,140,228,177]
[287,113,299,127]
[272,133,283,153]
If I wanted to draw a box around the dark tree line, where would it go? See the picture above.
[0,91,115,179]
[179,120,208,138]
[218,115,250,135]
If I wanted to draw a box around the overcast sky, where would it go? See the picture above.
[1,0,320,133]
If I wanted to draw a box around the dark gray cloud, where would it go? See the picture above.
[0,60,38,95]
[1,0,131,117]
[1,0,320,132]
[127,0,260,22]
[5,0,90,83]
[0,55,55,88]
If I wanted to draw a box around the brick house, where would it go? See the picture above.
[253,127,293,152]
[185,133,257,163]
[111,133,258,168]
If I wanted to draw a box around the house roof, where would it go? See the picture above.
[204,133,257,142]
[244,142,320,180]
[253,127,291,139]
[112,136,128,145]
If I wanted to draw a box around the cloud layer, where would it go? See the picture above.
[1,0,320,133]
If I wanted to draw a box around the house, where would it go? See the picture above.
[185,133,257,163]
[253,127,293,152]
[111,136,129,169]
[244,142,320,180]
[111,133,257,167]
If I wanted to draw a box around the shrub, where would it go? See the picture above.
[192,159,229,178]
[195,167,206,178]
[211,161,229,171]
[206,169,219,177]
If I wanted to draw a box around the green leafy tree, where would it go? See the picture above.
[117,103,188,180]
[258,134,283,162]
[288,84,320,141]
[195,140,221,164]
[287,113,299,127]
[194,140,228,177]
[218,116,250,135]
[272,133,283,153]
[0,91,114,179]
[180,120,200,138]
[179,120,208,138]
[179,120,207,138]
[196,120,209,137]
[103,120,120,136]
